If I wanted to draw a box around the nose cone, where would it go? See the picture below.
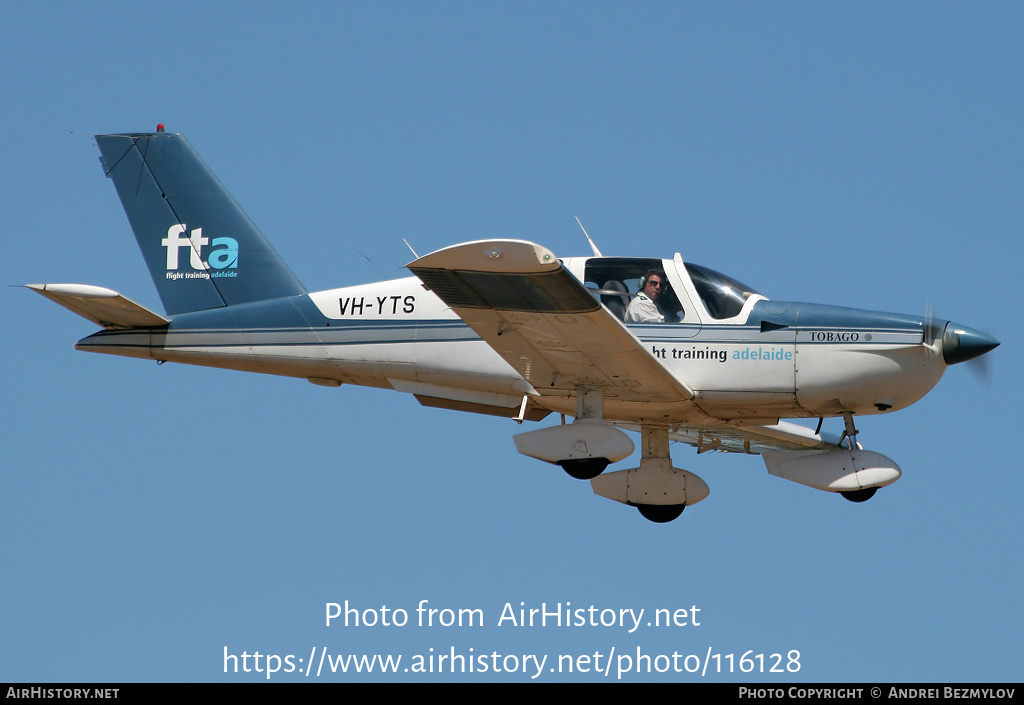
[941,322,1000,365]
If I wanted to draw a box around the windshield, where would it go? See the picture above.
[685,263,761,319]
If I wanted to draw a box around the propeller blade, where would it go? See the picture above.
[928,304,998,385]
[965,326,996,386]
[923,302,942,346]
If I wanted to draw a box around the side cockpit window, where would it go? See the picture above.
[583,258,683,323]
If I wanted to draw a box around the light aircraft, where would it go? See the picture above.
[29,128,999,522]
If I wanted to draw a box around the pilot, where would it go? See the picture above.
[625,270,668,323]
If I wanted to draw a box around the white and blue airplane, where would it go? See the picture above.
[29,129,999,522]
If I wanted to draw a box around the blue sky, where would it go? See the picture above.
[3,1,1021,682]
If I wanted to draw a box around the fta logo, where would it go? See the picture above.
[161,224,239,270]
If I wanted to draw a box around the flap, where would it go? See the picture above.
[653,420,847,455]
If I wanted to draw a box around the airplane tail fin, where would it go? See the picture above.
[95,131,306,316]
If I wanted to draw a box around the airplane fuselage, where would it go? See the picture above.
[75,256,946,427]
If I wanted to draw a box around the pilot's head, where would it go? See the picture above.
[640,270,666,300]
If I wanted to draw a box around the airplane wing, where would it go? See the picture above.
[408,240,695,404]
[662,420,846,454]
[408,241,846,455]
[27,284,169,329]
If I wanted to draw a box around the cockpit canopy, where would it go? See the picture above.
[581,257,761,322]
[684,263,761,320]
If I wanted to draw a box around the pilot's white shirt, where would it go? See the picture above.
[624,293,663,323]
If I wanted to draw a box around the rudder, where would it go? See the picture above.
[96,131,306,316]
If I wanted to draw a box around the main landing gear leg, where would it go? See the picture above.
[558,388,610,479]
[634,427,686,522]
[590,425,710,523]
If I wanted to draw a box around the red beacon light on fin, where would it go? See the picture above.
[156,124,165,133]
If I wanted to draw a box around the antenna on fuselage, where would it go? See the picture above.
[358,251,386,277]
[402,238,420,259]
[575,216,603,257]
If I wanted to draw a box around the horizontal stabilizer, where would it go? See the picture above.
[27,284,168,329]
